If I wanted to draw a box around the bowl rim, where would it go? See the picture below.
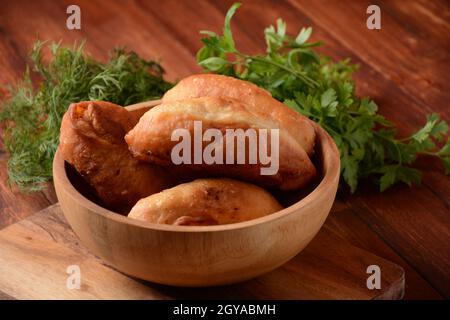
[53,123,340,233]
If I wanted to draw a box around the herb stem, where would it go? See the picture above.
[235,52,319,88]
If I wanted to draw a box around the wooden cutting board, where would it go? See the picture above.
[0,204,404,300]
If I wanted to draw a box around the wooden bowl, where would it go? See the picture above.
[53,123,340,287]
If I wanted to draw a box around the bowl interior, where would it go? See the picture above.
[57,126,339,232]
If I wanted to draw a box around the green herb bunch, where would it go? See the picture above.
[197,3,449,192]
[0,41,173,192]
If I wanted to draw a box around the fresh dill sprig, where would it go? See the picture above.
[0,41,173,192]
[197,3,449,192]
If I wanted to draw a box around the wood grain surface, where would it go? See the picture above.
[0,0,448,299]
[0,204,404,300]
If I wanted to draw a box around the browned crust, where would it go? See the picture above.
[128,178,283,225]
[162,74,316,156]
[59,101,173,212]
[125,96,316,190]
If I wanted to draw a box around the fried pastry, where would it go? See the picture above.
[59,101,173,212]
[128,178,283,226]
[162,74,316,156]
[125,96,316,190]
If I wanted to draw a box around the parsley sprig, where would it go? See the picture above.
[197,3,449,192]
[0,41,172,192]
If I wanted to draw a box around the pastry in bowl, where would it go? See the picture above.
[125,96,317,190]
[162,73,316,156]
[128,178,283,225]
[59,101,173,212]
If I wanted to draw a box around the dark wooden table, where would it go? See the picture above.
[0,0,448,299]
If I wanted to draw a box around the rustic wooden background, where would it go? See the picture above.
[0,0,448,299]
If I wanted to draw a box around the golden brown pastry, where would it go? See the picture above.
[125,96,316,190]
[128,178,283,225]
[59,101,173,212]
[162,74,316,156]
